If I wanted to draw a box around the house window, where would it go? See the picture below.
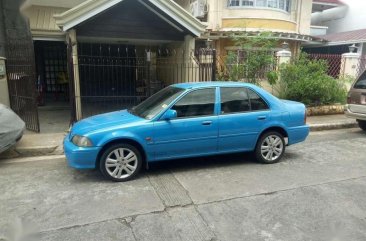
[267,0,278,8]
[227,0,291,12]
[229,0,240,6]
[242,0,254,6]
[256,0,266,7]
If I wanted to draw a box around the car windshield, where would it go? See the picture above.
[354,71,366,89]
[129,86,185,119]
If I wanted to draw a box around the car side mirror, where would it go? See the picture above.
[161,109,177,120]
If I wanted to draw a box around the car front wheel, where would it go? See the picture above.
[357,120,366,131]
[99,144,142,182]
[255,131,285,164]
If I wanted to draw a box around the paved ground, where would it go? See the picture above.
[1,128,366,241]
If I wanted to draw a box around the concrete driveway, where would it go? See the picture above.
[1,128,366,241]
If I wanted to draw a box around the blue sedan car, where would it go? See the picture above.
[64,82,309,181]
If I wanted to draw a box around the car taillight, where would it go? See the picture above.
[347,93,361,104]
[347,96,351,104]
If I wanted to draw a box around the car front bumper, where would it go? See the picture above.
[345,104,366,121]
[63,134,101,169]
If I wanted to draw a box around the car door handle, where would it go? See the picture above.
[257,116,266,120]
[202,121,212,125]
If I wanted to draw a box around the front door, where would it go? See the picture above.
[153,88,218,160]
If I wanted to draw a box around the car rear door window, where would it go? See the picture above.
[354,71,366,89]
[247,89,269,111]
[220,87,250,114]
[172,88,215,118]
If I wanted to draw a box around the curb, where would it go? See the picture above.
[0,155,65,165]
[309,122,358,132]
[0,145,63,160]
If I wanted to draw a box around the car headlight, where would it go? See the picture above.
[71,135,93,147]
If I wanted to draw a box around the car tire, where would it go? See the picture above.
[255,131,285,164]
[99,143,142,182]
[357,120,366,131]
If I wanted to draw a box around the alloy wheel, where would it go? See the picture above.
[105,148,138,179]
[260,135,284,162]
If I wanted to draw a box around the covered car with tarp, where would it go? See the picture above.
[0,104,25,153]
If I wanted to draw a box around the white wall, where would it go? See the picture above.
[323,0,366,34]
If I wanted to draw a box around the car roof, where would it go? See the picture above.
[171,82,257,89]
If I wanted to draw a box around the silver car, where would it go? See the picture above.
[0,104,25,153]
[345,70,366,131]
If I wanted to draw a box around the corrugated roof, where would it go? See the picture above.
[317,29,366,44]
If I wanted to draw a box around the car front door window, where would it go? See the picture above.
[172,88,216,118]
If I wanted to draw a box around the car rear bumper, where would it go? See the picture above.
[63,135,101,169]
[345,104,366,121]
[287,125,309,145]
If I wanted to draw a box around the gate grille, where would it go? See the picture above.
[5,36,40,132]
[77,43,216,118]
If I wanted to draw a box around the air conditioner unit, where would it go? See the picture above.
[190,0,207,18]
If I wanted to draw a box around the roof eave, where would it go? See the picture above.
[54,0,206,37]
[54,0,123,31]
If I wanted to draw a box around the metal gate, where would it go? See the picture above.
[3,1,40,132]
[5,38,40,132]
[77,43,216,118]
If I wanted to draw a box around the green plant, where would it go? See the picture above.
[224,32,278,85]
[278,53,347,106]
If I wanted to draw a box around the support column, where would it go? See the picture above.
[275,49,292,66]
[184,35,198,82]
[340,52,361,78]
[69,29,82,121]
[184,35,195,61]
[0,57,10,106]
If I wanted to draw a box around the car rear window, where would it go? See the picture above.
[354,71,366,89]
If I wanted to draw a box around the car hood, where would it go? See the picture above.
[71,110,144,135]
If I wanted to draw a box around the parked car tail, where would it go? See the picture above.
[345,70,366,131]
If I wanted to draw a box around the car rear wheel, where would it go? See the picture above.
[255,131,285,164]
[357,120,366,131]
[99,144,142,182]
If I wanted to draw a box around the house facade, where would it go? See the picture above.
[0,0,314,132]
[177,0,314,56]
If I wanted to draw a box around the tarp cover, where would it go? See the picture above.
[0,104,25,153]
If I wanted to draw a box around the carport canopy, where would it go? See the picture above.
[54,0,206,43]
